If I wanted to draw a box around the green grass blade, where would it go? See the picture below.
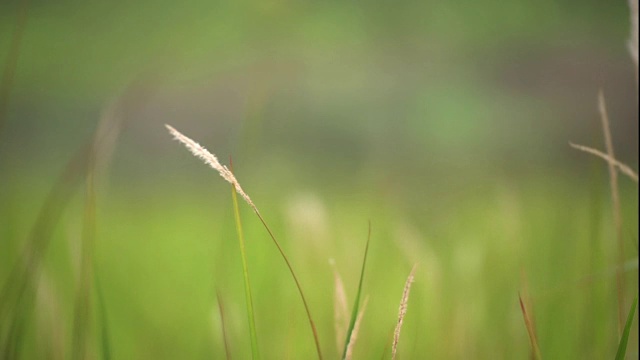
[72,153,97,360]
[231,184,260,360]
[341,223,371,360]
[615,295,638,360]
[95,273,111,360]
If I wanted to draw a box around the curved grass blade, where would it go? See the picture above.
[231,182,260,360]
[615,295,638,360]
[341,223,371,360]
[252,211,323,360]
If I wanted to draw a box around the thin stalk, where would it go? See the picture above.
[598,92,626,333]
[231,185,260,360]
[216,290,232,360]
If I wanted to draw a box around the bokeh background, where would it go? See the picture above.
[0,0,638,359]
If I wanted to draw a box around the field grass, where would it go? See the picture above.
[0,149,637,358]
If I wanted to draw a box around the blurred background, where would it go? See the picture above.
[0,0,638,359]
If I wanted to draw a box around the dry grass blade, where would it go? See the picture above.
[569,143,638,183]
[166,124,323,360]
[330,259,349,354]
[392,264,417,360]
[597,91,626,332]
[519,293,542,360]
[344,296,369,360]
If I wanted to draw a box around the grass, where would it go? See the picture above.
[0,3,637,358]
[0,165,637,358]
[166,124,323,359]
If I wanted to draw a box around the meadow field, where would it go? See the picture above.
[0,0,638,359]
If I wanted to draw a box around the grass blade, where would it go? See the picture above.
[72,146,97,360]
[344,296,369,360]
[392,264,416,360]
[94,273,111,360]
[519,293,542,360]
[615,295,638,360]
[216,290,232,360]
[230,181,260,360]
[341,223,371,360]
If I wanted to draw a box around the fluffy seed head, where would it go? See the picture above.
[165,124,257,212]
